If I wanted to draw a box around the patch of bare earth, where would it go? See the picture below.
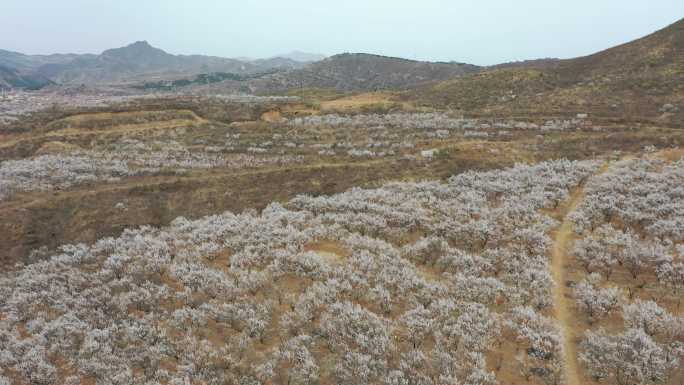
[319,92,410,112]
[303,240,350,264]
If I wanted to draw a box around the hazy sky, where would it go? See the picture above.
[1,0,682,65]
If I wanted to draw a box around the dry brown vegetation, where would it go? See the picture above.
[406,19,684,127]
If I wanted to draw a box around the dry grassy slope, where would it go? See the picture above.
[408,18,684,125]
[554,18,684,79]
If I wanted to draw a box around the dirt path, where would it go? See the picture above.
[550,161,609,385]
[551,191,584,385]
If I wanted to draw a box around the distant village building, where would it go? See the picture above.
[421,149,438,158]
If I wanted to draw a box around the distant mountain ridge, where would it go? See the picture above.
[201,53,482,93]
[0,64,54,90]
[0,42,322,88]
[0,42,480,92]
[274,51,327,63]
[125,51,481,93]
[5,18,681,101]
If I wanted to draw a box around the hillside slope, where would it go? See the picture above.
[199,53,481,93]
[410,18,684,125]
[0,64,54,90]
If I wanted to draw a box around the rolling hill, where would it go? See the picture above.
[409,18,684,125]
[201,53,481,93]
[0,64,54,90]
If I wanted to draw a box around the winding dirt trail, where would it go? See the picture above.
[551,191,584,385]
[551,162,609,385]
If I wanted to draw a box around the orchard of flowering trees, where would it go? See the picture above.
[276,113,599,162]
[0,159,605,385]
[570,157,684,385]
[286,113,591,133]
[0,91,300,125]
[0,139,303,201]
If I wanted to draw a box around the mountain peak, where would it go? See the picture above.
[104,40,162,54]
[128,40,153,48]
[101,40,170,62]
